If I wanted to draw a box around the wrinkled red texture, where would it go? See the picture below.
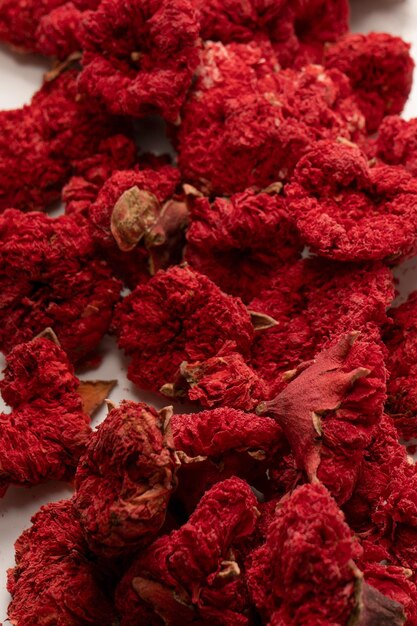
[0,337,91,496]
[259,333,387,504]
[177,41,365,195]
[0,69,131,212]
[246,483,362,625]
[116,477,259,626]
[324,32,414,133]
[383,291,417,439]
[185,188,302,302]
[64,134,138,215]
[74,400,179,557]
[0,0,98,57]
[377,116,417,176]
[171,407,284,515]
[193,0,349,68]
[343,413,409,532]
[112,265,255,392]
[0,209,121,364]
[249,258,394,395]
[286,140,417,262]
[361,563,417,626]
[166,344,268,410]
[78,0,200,122]
[89,165,182,286]
[7,499,117,625]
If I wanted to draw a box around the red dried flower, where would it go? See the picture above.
[0,0,98,57]
[286,140,417,262]
[249,258,394,395]
[78,0,200,122]
[324,32,414,133]
[246,483,405,625]
[0,209,121,364]
[343,413,409,532]
[116,477,259,626]
[74,401,179,557]
[163,344,268,410]
[112,265,256,392]
[377,116,417,176]
[258,333,387,504]
[88,165,185,287]
[185,187,302,302]
[361,563,417,626]
[383,291,417,439]
[0,337,93,496]
[64,134,138,215]
[177,41,365,195]
[193,0,348,69]
[7,499,117,625]
[0,69,130,212]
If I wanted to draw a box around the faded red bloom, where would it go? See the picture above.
[383,291,417,439]
[185,187,302,302]
[177,41,365,195]
[78,0,200,122]
[246,483,405,625]
[163,344,268,410]
[343,413,409,532]
[7,499,117,626]
[286,140,417,262]
[193,0,348,68]
[0,210,121,364]
[0,69,131,212]
[112,266,256,392]
[74,401,179,557]
[89,165,184,287]
[324,32,414,133]
[258,333,387,504]
[64,134,138,215]
[249,258,394,394]
[0,337,92,496]
[170,407,283,514]
[0,0,98,57]
[116,477,259,626]
[377,116,417,176]
[361,563,417,626]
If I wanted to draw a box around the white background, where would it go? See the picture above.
[1,0,417,619]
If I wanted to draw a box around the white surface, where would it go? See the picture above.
[1,1,417,620]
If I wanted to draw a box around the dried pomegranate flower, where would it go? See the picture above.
[343,413,409,532]
[64,134,138,215]
[74,401,179,557]
[249,258,394,395]
[360,563,417,626]
[383,291,417,439]
[0,336,112,496]
[185,187,302,302]
[377,116,417,176]
[116,477,259,626]
[112,265,258,392]
[163,344,268,410]
[193,0,348,69]
[324,33,414,133]
[0,69,131,212]
[286,140,417,262]
[0,210,121,364]
[169,407,284,515]
[0,0,98,57]
[177,41,365,195]
[78,0,200,122]
[88,165,184,287]
[246,483,405,626]
[7,499,117,626]
[258,333,387,504]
